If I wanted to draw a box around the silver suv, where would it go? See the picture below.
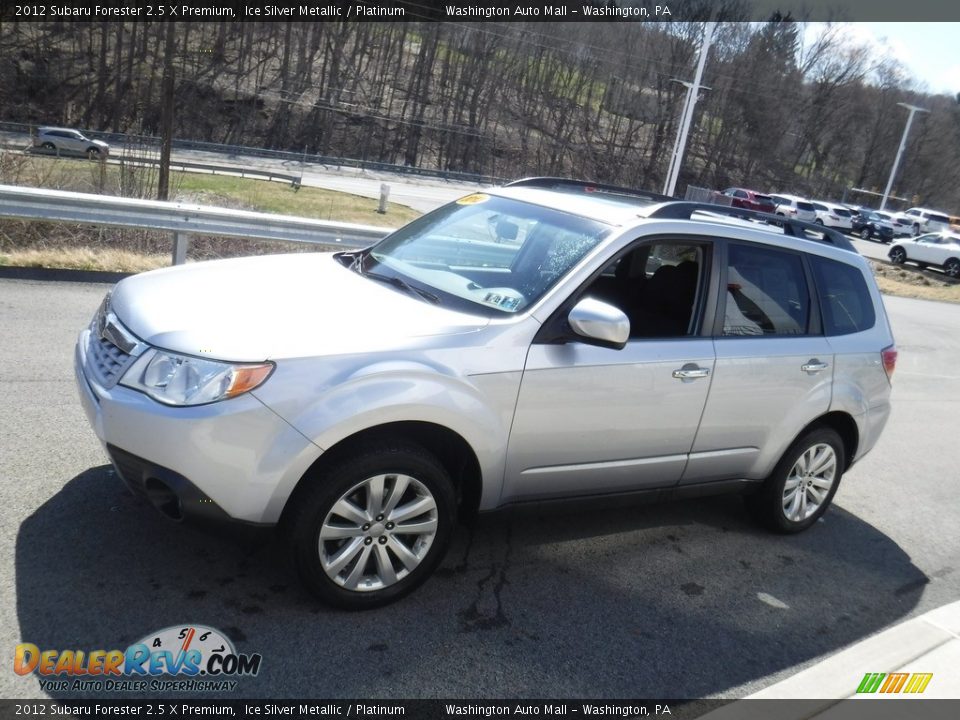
[74,179,897,608]
[34,126,109,159]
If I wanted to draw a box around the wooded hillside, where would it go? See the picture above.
[2,16,959,209]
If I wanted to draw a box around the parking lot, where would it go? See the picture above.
[1,276,959,701]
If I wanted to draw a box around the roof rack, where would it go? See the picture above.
[504,177,675,204]
[646,202,858,254]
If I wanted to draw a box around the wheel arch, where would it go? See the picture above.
[279,421,483,530]
[798,411,859,472]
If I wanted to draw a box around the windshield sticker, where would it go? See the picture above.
[456,193,490,205]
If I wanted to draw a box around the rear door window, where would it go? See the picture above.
[810,257,876,335]
[722,244,810,336]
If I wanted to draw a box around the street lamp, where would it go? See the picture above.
[662,21,716,198]
[880,102,928,211]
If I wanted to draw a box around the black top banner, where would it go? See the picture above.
[2,0,960,23]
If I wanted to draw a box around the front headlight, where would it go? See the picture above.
[120,349,274,406]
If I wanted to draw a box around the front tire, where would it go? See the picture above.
[944,258,960,279]
[288,440,455,609]
[889,246,907,264]
[745,427,845,534]
[859,227,871,240]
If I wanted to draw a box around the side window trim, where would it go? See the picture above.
[532,235,718,345]
[712,239,822,338]
[807,255,875,336]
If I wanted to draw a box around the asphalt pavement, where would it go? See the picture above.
[1,277,958,702]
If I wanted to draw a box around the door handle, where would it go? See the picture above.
[673,365,711,380]
[801,360,829,374]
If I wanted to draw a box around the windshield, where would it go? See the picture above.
[364,194,611,315]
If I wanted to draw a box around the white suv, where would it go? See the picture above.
[769,193,817,223]
[895,207,950,236]
[810,201,853,230]
[75,179,897,608]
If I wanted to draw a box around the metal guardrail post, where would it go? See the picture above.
[172,232,191,265]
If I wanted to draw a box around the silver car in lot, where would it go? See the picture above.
[75,179,897,608]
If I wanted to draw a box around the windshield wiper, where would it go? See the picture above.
[356,256,440,305]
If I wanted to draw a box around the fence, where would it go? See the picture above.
[684,186,732,206]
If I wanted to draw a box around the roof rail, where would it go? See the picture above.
[504,177,675,204]
[646,202,858,254]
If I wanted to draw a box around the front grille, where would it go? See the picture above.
[86,329,135,388]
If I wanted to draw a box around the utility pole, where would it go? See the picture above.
[157,23,176,201]
[663,21,716,198]
[880,102,928,211]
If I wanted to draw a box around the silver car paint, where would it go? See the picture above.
[75,331,322,523]
[504,338,715,501]
[75,194,895,525]
[110,253,489,361]
[687,335,834,482]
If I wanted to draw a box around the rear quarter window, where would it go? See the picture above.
[811,256,876,335]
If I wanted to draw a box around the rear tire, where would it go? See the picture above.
[40,142,55,151]
[745,427,845,534]
[287,440,455,609]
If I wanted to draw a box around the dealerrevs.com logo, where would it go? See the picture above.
[15,625,262,693]
[856,672,933,694]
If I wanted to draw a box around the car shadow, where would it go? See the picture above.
[16,466,927,699]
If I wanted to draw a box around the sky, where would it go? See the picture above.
[805,22,960,97]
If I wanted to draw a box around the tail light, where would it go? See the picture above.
[881,345,897,381]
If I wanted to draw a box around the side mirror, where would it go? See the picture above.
[567,298,630,350]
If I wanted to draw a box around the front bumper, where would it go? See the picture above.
[75,329,323,525]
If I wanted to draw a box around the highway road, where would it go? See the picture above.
[0,131,483,214]
[1,276,958,702]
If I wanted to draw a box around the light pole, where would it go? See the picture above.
[663,21,716,197]
[880,102,928,211]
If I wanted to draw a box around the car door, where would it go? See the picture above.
[683,241,833,484]
[502,238,717,503]
[59,131,81,154]
[910,234,941,264]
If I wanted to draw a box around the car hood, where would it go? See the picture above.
[109,253,489,361]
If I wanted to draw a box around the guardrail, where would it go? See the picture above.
[0,184,394,265]
[0,121,501,185]
[15,146,302,185]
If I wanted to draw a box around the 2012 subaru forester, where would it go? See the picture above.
[75,178,897,609]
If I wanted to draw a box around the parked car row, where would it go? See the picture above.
[720,188,952,246]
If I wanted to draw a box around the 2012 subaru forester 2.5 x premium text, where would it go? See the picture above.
[75,179,897,609]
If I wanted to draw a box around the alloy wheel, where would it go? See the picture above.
[318,473,438,592]
[782,443,837,523]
